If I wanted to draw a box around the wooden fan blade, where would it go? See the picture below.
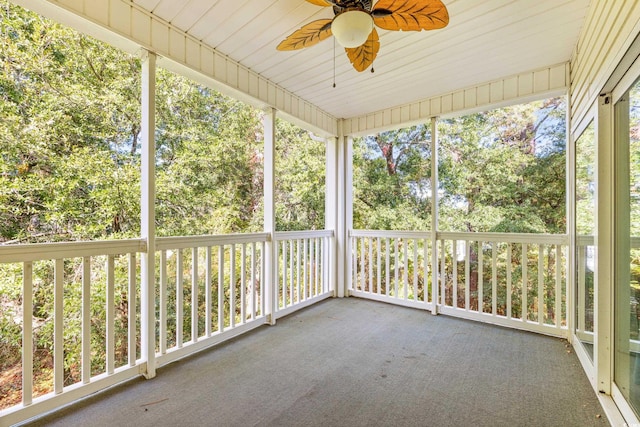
[277,19,333,51]
[372,0,449,31]
[305,0,333,6]
[345,28,380,72]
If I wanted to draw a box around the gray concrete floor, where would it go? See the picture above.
[24,298,609,427]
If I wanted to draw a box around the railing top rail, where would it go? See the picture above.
[155,232,270,251]
[351,229,569,245]
[437,231,568,245]
[576,235,594,246]
[577,235,640,247]
[0,238,147,264]
[274,230,334,240]
[351,230,431,239]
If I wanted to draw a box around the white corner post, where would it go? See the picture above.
[596,93,614,395]
[141,50,156,379]
[325,133,338,296]
[430,116,439,314]
[566,93,575,343]
[264,107,277,325]
[333,120,352,298]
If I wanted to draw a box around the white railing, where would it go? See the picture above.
[0,239,147,426]
[351,230,569,337]
[274,230,334,319]
[575,235,640,351]
[350,230,434,311]
[154,233,269,367]
[576,235,594,345]
[0,230,334,426]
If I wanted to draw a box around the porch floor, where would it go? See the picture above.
[24,298,608,427]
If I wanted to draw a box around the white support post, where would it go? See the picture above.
[141,50,156,379]
[566,93,576,343]
[325,133,338,296]
[430,116,439,314]
[339,130,354,297]
[596,93,614,395]
[264,107,277,325]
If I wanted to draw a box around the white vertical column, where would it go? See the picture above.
[140,50,156,379]
[596,93,614,395]
[430,116,439,314]
[566,93,576,341]
[336,120,352,298]
[325,134,338,296]
[264,108,277,325]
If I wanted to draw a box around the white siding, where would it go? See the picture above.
[570,0,640,133]
[343,63,569,137]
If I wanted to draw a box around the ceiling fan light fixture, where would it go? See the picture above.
[331,9,373,48]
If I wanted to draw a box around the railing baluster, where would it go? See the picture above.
[289,240,294,304]
[377,238,382,295]
[23,261,33,405]
[54,259,64,393]
[392,239,398,297]
[424,238,429,303]
[192,247,199,342]
[315,238,320,296]
[385,238,390,297]
[282,240,287,307]
[206,247,212,336]
[176,249,183,347]
[303,239,308,300]
[440,239,446,306]
[538,244,544,324]
[160,250,167,353]
[465,241,470,311]
[452,240,458,308]
[492,242,497,316]
[555,244,562,328]
[360,237,366,292]
[506,244,512,319]
[81,257,91,383]
[230,244,236,328]
[260,241,266,316]
[251,242,256,319]
[241,243,246,324]
[478,242,483,313]
[128,253,136,367]
[368,237,373,293]
[403,239,409,300]
[309,238,315,297]
[522,243,528,321]
[106,255,115,375]
[309,238,315,298]
[577,243,587,332]
[296,239,301,303]
[218,245,224,332]
[413,240,418,302]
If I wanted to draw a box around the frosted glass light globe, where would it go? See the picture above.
[332,10,373,48]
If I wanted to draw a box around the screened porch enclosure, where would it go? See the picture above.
[2,0,640,426]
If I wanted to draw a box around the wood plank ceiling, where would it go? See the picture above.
[132,0,591,119]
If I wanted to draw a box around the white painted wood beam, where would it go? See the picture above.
[141,50,157,379]
[263,108,277,324]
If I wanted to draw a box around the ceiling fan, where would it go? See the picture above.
[277,0,449,72]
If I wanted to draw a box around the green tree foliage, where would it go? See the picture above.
[438,98,566,233]
[353,125,432,230]
[0,2,142,242]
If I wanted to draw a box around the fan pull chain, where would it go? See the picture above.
[333,37,336,88]
[370,36,375,73]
